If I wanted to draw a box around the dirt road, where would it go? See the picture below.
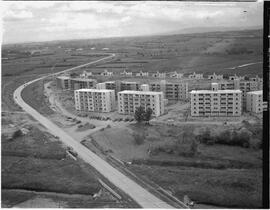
[13,54,179,208]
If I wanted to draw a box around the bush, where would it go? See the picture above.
[134,134,144,145]
[197,129,215,145]
[12,130,23,139]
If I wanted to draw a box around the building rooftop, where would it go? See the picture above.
[118,90,163,95]
[75,89,115,93]
[190,89,242,94]
[247,90,262,95]
[70,77,96,82]
[57,75,70,80]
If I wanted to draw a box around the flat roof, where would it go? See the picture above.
[70,78,96,82]
[75,89,115,93]
[190,89,242,94]
[247,90,262,95]
[57,75,70,80]
[118,90,162,95]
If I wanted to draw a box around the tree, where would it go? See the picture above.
[134,106,145,123]
[143,108,153,124]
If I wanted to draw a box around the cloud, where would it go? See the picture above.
[4,10,33,21]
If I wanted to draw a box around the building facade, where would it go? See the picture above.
[188,72,204,79]
[150,80,189,100]
[190,84,242,117]
[218,79,261,110]
[74,89,115,113]
[246,90,263,113]
[118,90,165,116]
[208,73,223,80]
[56,76,97,90]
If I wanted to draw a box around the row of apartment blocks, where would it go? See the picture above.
[57,75,189,101]
[190,83,263,117]
[74,89,165,116]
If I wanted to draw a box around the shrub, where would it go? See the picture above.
[134,134,144,145]
[197,129,215,145]
[12,129,23,139]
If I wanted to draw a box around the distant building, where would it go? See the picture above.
[56,75,70,90]
[74,89,115,113]
[70,78,97,90]
[229,74,245,81]
[207,73,223,80]
[150,80,189,100]
[169,71,183,79]
[136,71,149,77]
[188,72,204,79]
[101,70,113,76]
[140,84,150,91]
[120,81,140,91]
[246,90,263,113]
[190,83,242,117]
[96,81,117,91]
[80,71,92,78]
[120,70,133,76]
[249,75,263,90]
[152,71,166,78]
[56,76,97,90]
[118,90,165,117]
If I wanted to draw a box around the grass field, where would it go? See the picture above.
[87,122,262,208]
[1,118,125,208]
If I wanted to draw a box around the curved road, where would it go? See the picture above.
[13,54,178,208]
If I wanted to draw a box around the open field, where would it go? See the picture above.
[1,115,127,208]
[84,122,262,208]
[87,29,262,77]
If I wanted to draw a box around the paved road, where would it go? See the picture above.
[13,54,177,208]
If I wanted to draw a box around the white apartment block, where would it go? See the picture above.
[80,71,92,78]
[120,70,133,76]
[136,71,149,77]
[169,71,183,79]
[188,72,204,79]
[246,90,263,113]
[152,71,166,78]
[190,83,242,117]
[56,75,70,89]
[101,70,113,76]
[229,74,245,81]
[208,73,223,80]
[150,80,189,100]
[74,89,115,113]
[56,76,97,90]
[140,84,150,91]
[118,90,165,116]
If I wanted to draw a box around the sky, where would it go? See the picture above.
[1,1,263,44]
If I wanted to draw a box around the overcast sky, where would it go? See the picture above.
[1,1,263,44]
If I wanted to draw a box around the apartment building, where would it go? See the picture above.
[120,81,140,91]
[219,79,261,110]
[136,71,149,77]
[96,81,117,90]
[74,89,115,113]
[169,71,183,79]
[229,74,245,81]
[80,71,92,78]
[190,83,242,117]
[56,76,97,90]
[150,80,189,100]
[152,71,166,78]
[101,69,113,76]
[120,70,133,76]
[246,90,263,113]
[56,75,70,89]
[118,90,165,116]
[208,73,223,80]
[188,72,203,79]
[140,84,150,91]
